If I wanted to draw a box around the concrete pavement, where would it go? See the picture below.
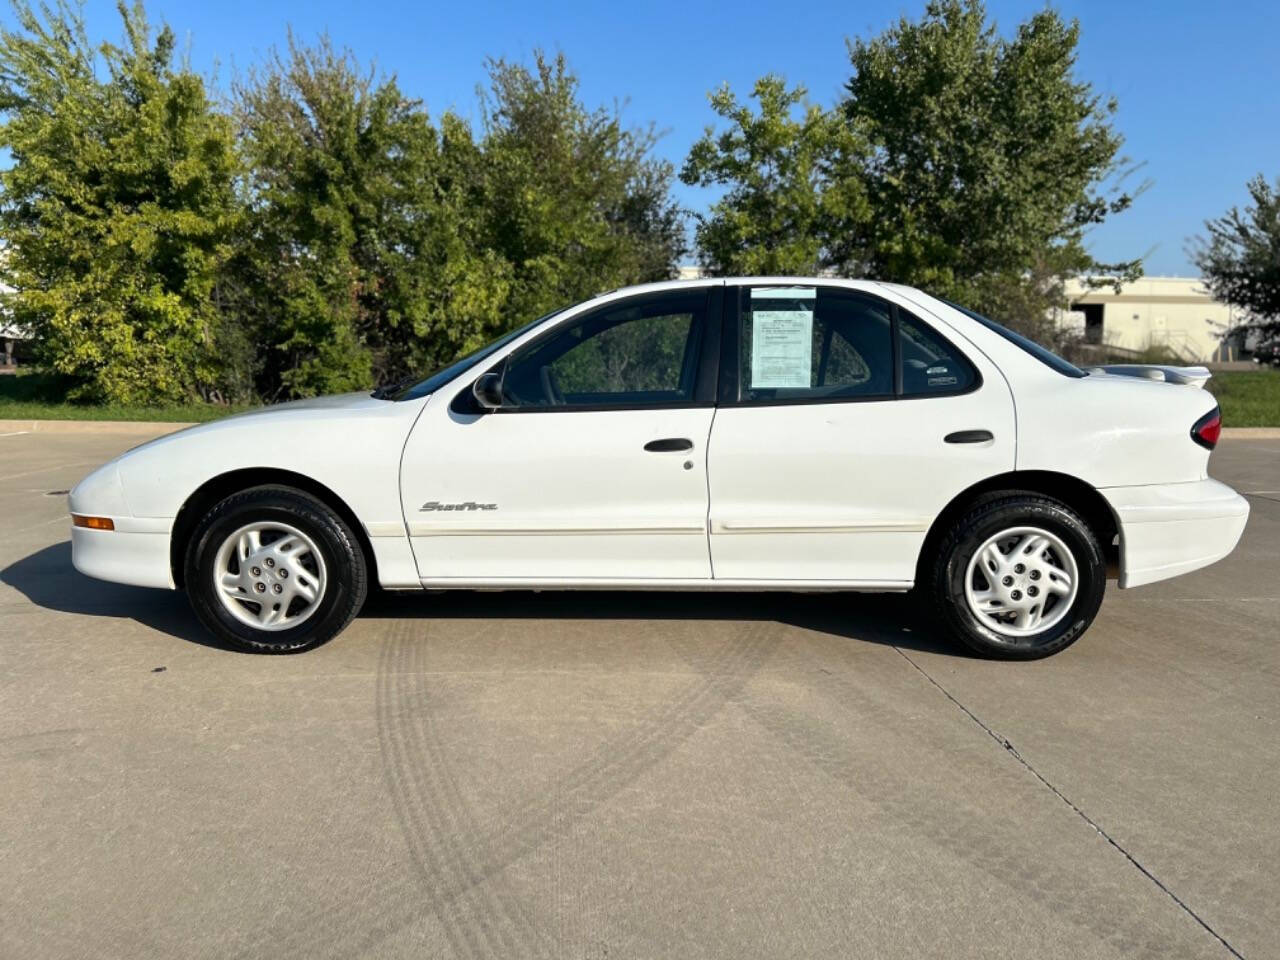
[1,430,1276,959]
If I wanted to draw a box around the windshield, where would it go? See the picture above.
[389,309,564,401]
[944,300,1086,379]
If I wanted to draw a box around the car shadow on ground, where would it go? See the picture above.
[3,541,961,658]
[0,541,236,651]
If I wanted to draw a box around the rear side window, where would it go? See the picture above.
[898,310,978,396]
[738,286,894,402]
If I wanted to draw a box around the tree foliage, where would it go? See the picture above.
[1193,174,1280,333]
[231,37,509,398]
[0,0,1153,404]
[840,0,1140,330]
[0,5,684,404]
[680,76,866,276]
[0,0,241,403]
[684,0,1142,339]
[478,53,684,322]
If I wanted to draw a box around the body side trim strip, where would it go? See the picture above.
[713,520,929,534]
[407,523,707,538]
[365,521,410,538]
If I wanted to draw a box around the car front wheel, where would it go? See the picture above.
[928,494,1105,660]
[184,486,368,653]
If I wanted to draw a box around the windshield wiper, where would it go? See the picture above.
[371,375,416,400]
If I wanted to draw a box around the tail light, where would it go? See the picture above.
[1191,407,1221,450]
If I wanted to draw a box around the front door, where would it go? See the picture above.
[707,283,1015,584]
[400,286,720,583]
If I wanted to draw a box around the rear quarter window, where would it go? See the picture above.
[898,310,978,396]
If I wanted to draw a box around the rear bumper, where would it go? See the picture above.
[1102,479,1250,588]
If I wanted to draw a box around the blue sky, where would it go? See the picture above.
[8,0,1280,275]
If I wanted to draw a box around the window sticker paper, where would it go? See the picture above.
[750,288,815,388]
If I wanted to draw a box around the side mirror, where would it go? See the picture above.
[472,371,504,411]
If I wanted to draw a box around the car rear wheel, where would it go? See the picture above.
[928,493,1105,660]
[185,486,367,653]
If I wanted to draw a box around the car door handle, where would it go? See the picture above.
[644,437,694,452]
[944,429,994,444]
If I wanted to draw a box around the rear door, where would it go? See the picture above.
[707,283,1015,584]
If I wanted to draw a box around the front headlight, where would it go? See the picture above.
[68,462,130,518]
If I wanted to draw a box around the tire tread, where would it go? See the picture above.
[184,485,367,653]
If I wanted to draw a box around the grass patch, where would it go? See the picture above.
[1207,369,1280,427]
[0,370,254,423]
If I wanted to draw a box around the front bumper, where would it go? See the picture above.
[71,524,174,589]
[69,462,174,589]
[1102,478,1250,588]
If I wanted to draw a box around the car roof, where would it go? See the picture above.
[596,276,895,300]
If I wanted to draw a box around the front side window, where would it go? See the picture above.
[738,286,894,402]
[501,290,707,409]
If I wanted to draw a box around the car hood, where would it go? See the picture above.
[110,391,425,461]
[73,389,430,522]
[223,391,399,421]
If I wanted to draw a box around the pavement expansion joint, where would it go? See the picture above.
[892,646,1247,960]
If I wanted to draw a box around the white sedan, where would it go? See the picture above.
[69,278,1249,658]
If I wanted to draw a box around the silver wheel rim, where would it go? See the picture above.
[212,522,327,632]
[963,526,1079,639]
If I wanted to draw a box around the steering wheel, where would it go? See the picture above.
[539,365,565,406]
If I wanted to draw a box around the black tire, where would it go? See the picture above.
[928,493,1105,660]
[184,485,368,653]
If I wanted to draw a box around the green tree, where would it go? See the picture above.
[684,1,1141,341]
[233,37,510,398]
[839,0,1140,332]
[680,76,867,276]
[0,0,242,403]
[478,52,685,324]
[1193,174,1280,335]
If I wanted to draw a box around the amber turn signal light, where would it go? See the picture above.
[72,514,115,531]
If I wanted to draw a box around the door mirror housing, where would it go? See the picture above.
[472,371,504,411]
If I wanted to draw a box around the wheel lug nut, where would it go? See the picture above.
[1002,576,1014,587]
[1028,586,1039,597]
[255,582,266,593]
[250,566,260,576]
[272,583,283,594]
[1029,569,1041,580]
[265,558,275,568]
[1010,589,1022,601]
[279,569,288,578]
[1014,563,1025,574]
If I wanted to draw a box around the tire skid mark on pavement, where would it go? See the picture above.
[724,630,1219,959]
[354,618,778,957]
[378,621,553,959]
[245,617,778,959]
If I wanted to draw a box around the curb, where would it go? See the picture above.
[1221,427,1280,439]
[0,419,196,436]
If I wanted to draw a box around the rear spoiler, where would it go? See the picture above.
[1083,364,1212,389]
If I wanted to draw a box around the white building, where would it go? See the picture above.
[1057,276,1241,363]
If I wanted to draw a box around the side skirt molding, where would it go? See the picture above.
[415,577,913,593]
